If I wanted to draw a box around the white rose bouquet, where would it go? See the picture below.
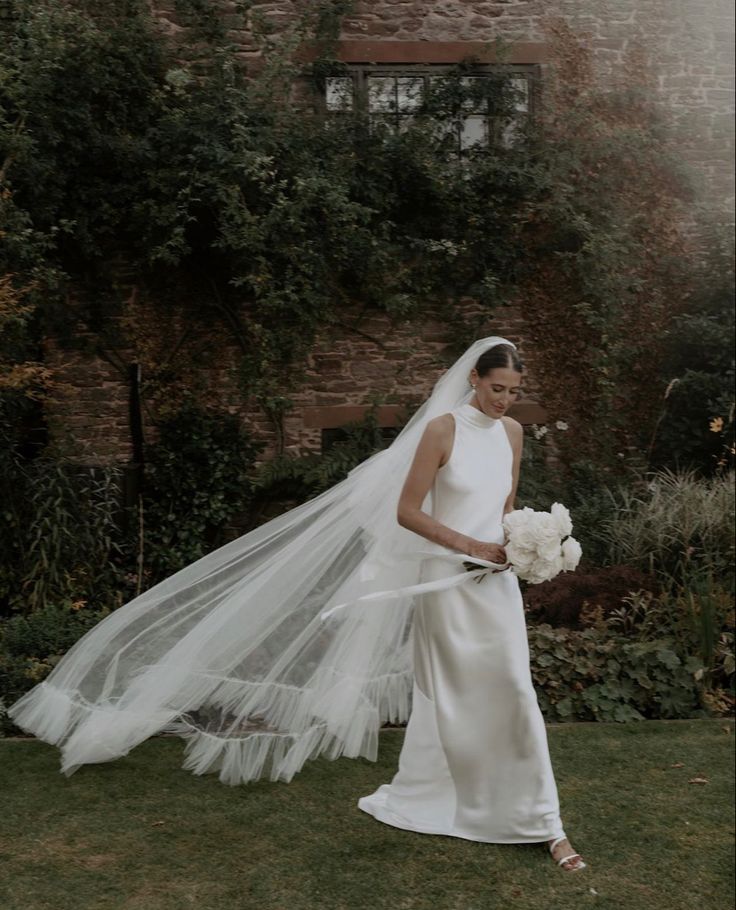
[503,502,582,583]
[464,502,582,584]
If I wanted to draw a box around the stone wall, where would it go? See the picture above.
[154,0,734,225]
[43,0,734,466]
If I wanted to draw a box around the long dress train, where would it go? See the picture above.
[358,402,566,844]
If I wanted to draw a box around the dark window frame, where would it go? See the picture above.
[318,62,541,152]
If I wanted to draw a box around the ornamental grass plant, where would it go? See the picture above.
[600,468,735,588]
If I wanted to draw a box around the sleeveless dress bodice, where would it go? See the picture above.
[431,403,512,548]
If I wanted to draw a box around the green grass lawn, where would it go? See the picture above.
[1,719,733,910]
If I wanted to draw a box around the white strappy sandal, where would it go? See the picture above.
[548,835,587,872]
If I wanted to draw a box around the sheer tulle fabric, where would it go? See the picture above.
[9,337,515,785]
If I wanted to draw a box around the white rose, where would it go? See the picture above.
[525,553,563,584]
[550,502,573,538]
[522,563,549,585]
[530,514,560,552]
[504,508,537,550]
[537,536,563,562]
[509,524,536,551]
[561,536,582,572]
[506,541,536,571]
[503,507,534,534]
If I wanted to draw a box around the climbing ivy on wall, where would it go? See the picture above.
[0,0,712,477]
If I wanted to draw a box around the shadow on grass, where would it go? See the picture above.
[0,719,733,910]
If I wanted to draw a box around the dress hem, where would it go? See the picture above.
[358,797,564,846]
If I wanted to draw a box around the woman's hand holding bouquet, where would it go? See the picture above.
[463,503,582,584]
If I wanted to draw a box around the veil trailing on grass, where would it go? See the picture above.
[9,337,515,785]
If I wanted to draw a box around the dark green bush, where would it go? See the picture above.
[252,408,393,505]
[1,605,720,737]
[648,243,735,476]
[529,624,709,723]
[0,599,112,735]
[141,402,263,580]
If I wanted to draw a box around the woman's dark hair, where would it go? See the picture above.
[474,343,524,377]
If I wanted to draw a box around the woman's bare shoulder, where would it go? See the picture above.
[501,415,523,434]
[501,415,523,445]
[423,412,455,440]
[426,412,454,430]
[419,413,454,458]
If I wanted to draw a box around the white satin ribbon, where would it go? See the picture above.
[320,554,510,622]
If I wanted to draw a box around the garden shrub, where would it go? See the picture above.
[141,401,263,581]
[523,564,659,629]
[599,468,735,587]
[243,406,399,527]
[528,623,711,723]
[0,599,113,735]
[648,239,735,476]
[0,455,132,614]
[1,602,724,738]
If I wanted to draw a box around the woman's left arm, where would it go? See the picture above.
[502,417,523,518]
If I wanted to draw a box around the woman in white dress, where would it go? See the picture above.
[8,335,585,872]
[357,342,587,872]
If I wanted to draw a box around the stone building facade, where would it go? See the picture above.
[42,0,734,470]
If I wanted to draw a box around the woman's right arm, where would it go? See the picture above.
[396,416,507,564]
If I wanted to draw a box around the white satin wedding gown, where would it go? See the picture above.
[358,402,567,844]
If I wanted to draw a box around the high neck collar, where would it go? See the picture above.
[458,402,502,428]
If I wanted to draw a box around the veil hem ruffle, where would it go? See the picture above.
[10,669,414,785]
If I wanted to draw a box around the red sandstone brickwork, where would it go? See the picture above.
[273,300,539,461]
[43,1,735,466]
[41,332,134,464]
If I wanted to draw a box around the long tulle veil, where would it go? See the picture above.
[9,336,515,785]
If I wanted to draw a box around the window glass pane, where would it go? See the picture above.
[508,75,530,112]
[323,66,535,151]
[367,76,397,112]
[499,116,527,148]
[460,115,488,150]
[396,77,424,112]
[460,76,488,113]
[428,117,457,145]
[325,76,354,112]
[427,74,452,107]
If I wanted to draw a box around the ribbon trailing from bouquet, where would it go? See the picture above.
[319,553,509,622]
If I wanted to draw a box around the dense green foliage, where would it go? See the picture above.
[0,456,130,613]
[648,241,735,475]
[251,407,397,503]
[0,599,113,735]
[529,624,705,722]
[0,0,536,405]
[141,402,262,579]
[600,468,735,587]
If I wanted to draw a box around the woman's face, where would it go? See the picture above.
[468,365,523,417]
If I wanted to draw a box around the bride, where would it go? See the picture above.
[9,335,586,873]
